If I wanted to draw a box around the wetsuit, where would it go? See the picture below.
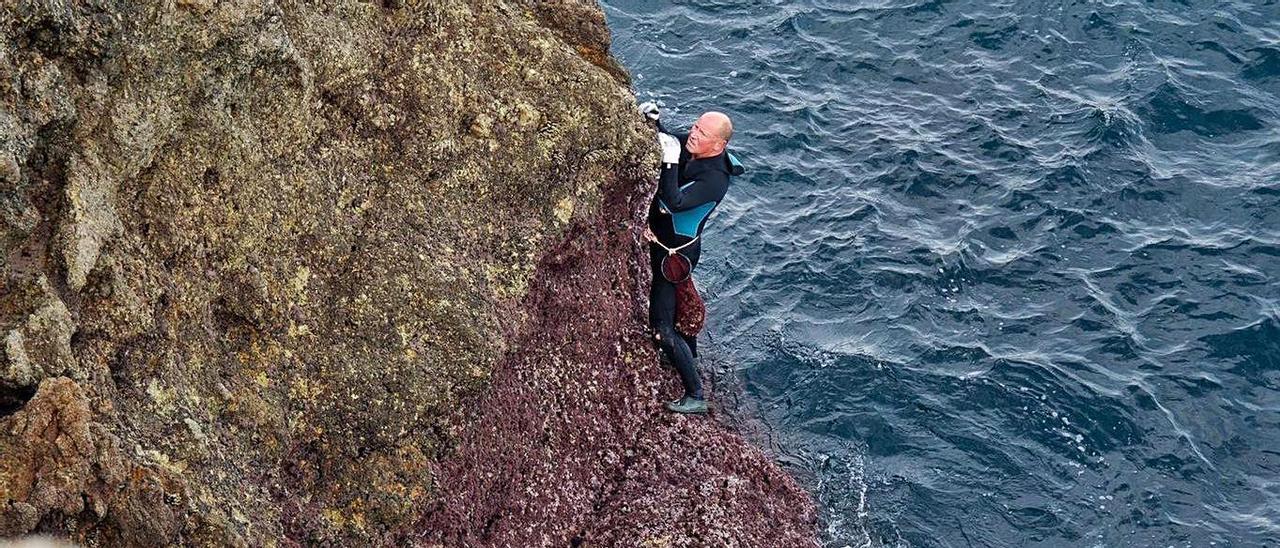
[648,123,738,400]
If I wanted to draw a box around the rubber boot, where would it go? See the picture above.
[664,396,709,414]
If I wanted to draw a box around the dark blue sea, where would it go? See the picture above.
[601,1,1280,546]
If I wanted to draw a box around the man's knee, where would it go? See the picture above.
[652,323,678,349]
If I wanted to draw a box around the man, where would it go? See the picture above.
[637,101,738,415]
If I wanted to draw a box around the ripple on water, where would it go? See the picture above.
[603,0,1280,545]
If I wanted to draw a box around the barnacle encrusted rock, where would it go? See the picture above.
[0,1,819,545]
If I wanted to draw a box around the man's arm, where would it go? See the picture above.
[657,165,728,212]
[655,119,690,144]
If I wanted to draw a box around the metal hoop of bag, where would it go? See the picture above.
[653,236,706,337]
[655,236,697,284]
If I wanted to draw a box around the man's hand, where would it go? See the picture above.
[657,132,681,165]
[643,226,657,243]
[638,101,660,122]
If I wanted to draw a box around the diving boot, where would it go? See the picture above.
[664,396,709,414]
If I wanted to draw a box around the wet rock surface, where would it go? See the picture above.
[1,1,817,544]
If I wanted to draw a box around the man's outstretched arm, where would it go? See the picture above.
[657,162,728,213]
[656,119,690,144]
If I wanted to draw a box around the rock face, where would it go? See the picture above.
[0,1,818,545]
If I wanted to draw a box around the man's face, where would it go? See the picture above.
[686,114,727,157]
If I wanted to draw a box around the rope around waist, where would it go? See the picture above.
[652,235,699,255]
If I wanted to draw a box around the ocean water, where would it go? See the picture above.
[601,1,1280,546]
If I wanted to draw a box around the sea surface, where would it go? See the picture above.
[601,1,1280,546]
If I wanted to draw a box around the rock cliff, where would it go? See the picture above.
[0,1,818,545]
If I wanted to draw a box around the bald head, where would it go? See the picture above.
[686,111,733,159]
[703,111,733,141]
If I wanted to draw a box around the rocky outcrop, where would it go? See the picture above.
[1,1,817,545]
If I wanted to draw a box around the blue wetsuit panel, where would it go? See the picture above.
[658,198,717,238]
[728,152,744,175]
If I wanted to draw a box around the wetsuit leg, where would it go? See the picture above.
[649,243,703,399]
[682,333,698,358]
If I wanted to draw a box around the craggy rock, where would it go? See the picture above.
[2,276,77,407]
[0,377,185,545]
[0,0,818,545]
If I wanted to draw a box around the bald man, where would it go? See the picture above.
[637,103,739,414]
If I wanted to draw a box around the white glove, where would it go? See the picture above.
[638,100,660,121]
[657,132,681,164]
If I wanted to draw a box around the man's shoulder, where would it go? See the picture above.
[688,156,731,180]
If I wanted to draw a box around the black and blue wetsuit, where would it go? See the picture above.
[648,123,743,400]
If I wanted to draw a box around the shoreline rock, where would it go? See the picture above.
[1,1,819,544]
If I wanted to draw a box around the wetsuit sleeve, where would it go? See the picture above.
[655,119,690,144]
[657,163,729,212]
